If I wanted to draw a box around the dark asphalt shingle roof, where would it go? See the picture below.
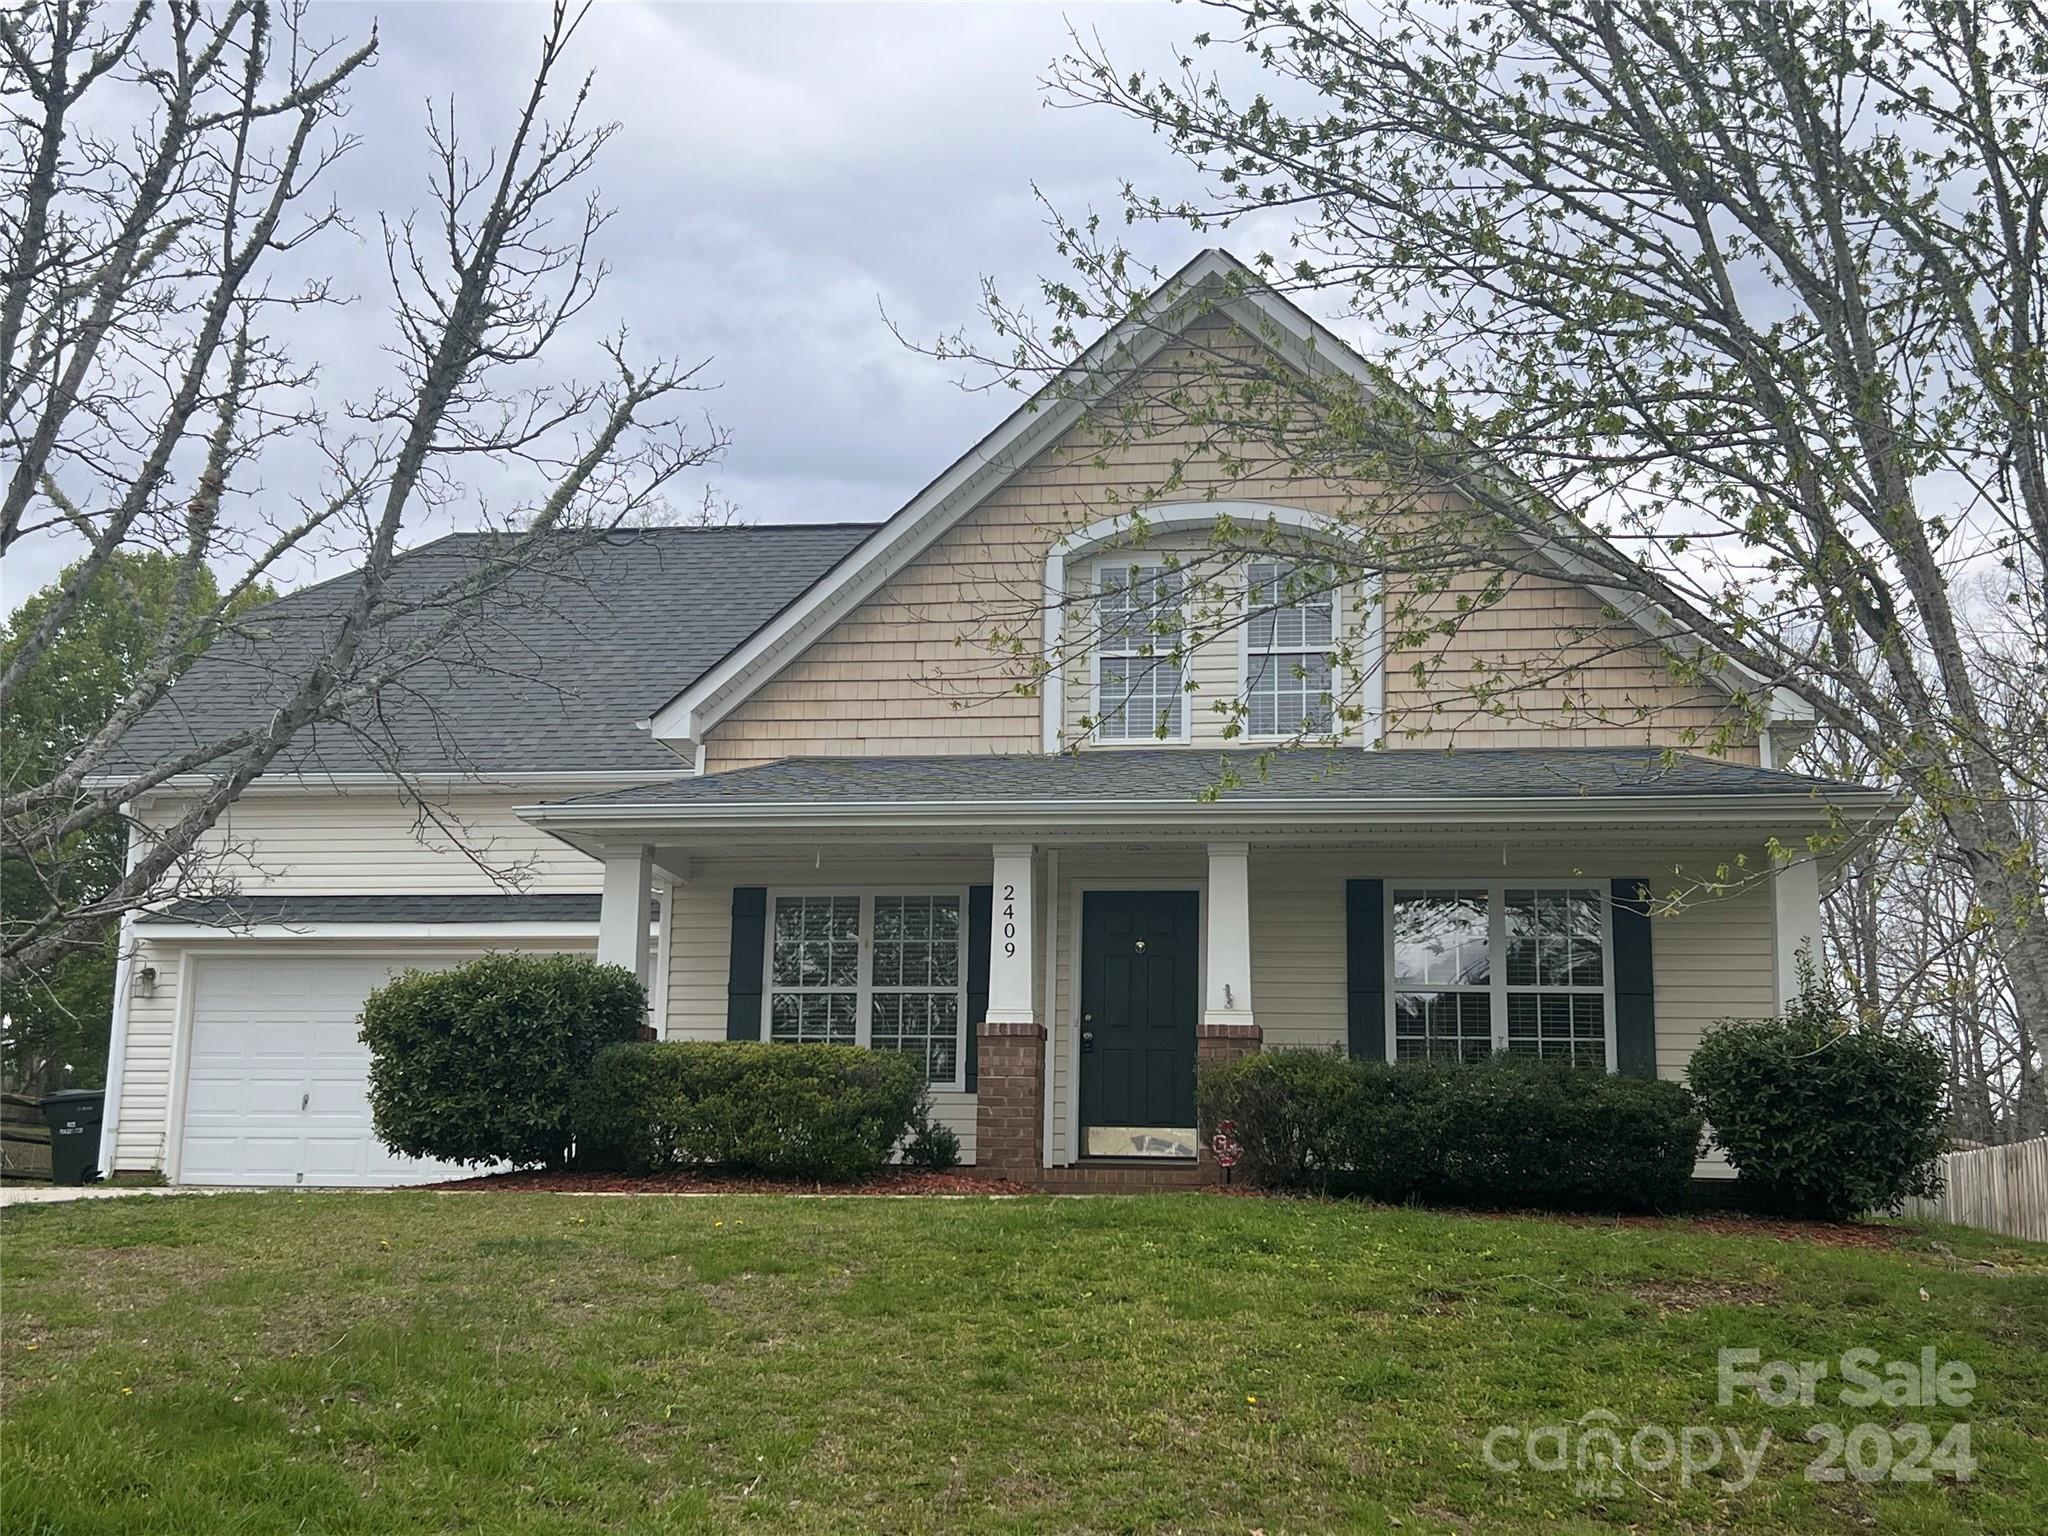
[113,523,875,778]
[147,894,607,927]
[552,747,1858,809]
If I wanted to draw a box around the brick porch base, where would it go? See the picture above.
[972,1018,1263,1188]
[973,1017,1045,1178]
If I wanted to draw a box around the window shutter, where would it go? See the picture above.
[965,885,992,1090]
[1346,879,1386,1060]
[1611,878,1656,1078]
[726,887,767,1041]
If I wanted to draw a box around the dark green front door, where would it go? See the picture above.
[1079,890,1200,1158]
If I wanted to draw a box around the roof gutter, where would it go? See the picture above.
[516,787,1897,839]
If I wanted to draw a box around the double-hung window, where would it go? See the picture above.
[767,891,966,1087]
[1094,563,1186,741]
[1244,560,1336,736]
[1391,888,1496,1062]
[1502,887,1608,1067]
[1389,884,1612,1068]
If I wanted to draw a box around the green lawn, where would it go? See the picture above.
[3,1192,2045,1534]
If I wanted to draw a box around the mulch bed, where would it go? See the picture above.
[426,1168,1036,1196]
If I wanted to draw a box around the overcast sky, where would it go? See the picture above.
[6,0,1299,604]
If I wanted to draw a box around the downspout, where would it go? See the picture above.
[652,876,676,1039]
[96,808,142,1176]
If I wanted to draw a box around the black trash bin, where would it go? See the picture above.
[41,1089,105,1186]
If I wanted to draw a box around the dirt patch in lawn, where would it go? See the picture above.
[1612,1213,1913,1249]
[1629,1277,1782,1312]
[426,1168,1036,1197]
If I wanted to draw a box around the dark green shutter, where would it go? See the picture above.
[965,885,992,1090]
[1611,878,1656,1078]
[1346,879,1386,1060]
[726,887,767,1040]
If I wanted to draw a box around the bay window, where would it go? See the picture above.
[1389,884,1613,1068]
[1094,563,1186,741]
[767,891,966,1086]
[1244,559,1336,736]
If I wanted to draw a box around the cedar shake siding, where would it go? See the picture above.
[703,341,1751,770]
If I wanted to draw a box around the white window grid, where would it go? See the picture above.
[1093,562,1188,742]
[763,889,970,1090]
[1243,559,1338,737]
[1385,882,1616,1070]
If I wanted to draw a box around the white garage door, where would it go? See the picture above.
[178,952,503,1187]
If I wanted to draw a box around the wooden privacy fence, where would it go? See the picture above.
[1899,1139,2048,1242]
[1,1092,52,1182]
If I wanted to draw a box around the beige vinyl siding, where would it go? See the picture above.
[704,328,1755,769]
[109,789,609,1173]
[112,942,181,1170]
[140,791,604,895]
[661,856,1020,1164]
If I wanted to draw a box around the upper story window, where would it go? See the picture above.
[1094,564,1186,741]
[1244,560,1335,737]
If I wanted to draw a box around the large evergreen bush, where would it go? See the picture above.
[360,953,644,1168]
[1688,985,1946,1219]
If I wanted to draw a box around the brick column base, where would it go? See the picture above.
[974,1018,1045,1178]
[1195,1022,1262,1181]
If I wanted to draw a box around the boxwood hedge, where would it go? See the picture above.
[572,1041,926,1182]
[1198,1049,1704,1212]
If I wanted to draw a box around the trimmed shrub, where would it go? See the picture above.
[361,953,644,1168]
[902,1108,962,1173]
[573,1041,925,1181]
[1687,987,1946,1220]
[1199,1049,1704,1212]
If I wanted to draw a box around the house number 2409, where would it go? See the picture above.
[1001,884,1017,957]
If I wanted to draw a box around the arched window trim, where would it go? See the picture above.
[1040,502,1384,753]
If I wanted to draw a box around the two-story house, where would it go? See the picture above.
[98,252,1882,1187]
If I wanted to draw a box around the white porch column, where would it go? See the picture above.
[1203,841,1255,1030]
[598,844,655,990]
[978,844,1043,1177]
[1771,853,1823,1012]
[987,843,1036,1023]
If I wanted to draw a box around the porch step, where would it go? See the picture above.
[1027,1160,1212,1193]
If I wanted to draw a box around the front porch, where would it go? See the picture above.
[520,747,1872,1182]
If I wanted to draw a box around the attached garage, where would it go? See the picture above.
[177,952,497,1187]
[110,895,608,1187]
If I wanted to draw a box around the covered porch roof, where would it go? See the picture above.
[516,747,1891,853]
